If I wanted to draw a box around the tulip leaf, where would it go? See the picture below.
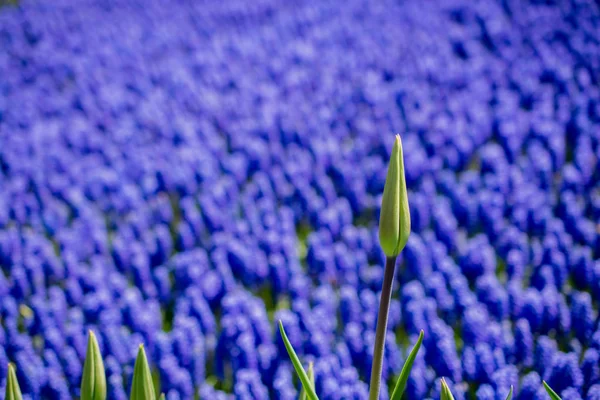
[279,321,319,400]
[81,331,107,400]
[505,385,513,400]
[130,345,156,400]
[440,378,455,400]
[543,381,562,400]
[298,362,315,400]
[390,330,424,400]
[5,363,23,400]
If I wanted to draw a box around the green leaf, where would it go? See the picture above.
[505,385,513,400]
[159,394,165,400]
[543,381,562,400]
[81,331,107,400]
[440,378,455,400]
[5,363,23,400]
[298,362,315,400]
[130,345,156,400]
[390,330,424,400]
[279,321,319,400]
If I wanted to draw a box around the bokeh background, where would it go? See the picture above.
[0,0,599,399]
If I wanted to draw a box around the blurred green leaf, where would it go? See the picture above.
[130,345,156,400]
[440,378,455,400]
[5,363,23,400]
[299,362,315,400]
[390,330,424,400]
[279,321,319,400]
[505,385,513,400]
[81,331,107,400]
[543,381,562,400]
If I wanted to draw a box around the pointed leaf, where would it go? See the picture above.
[130,345,156,400]
[390,330,424,400]
[440,378,455,400]
[279,321,319,400]
[298,362,315,400]
[543,381,562,400]
[505,385,513,400]
[81,331,107,400]
[5,363,23,400]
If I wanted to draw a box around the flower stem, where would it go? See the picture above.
[368,255,397,400]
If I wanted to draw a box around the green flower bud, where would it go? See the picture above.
[440,378,455,400]
[5,363,23,400]
[81,331,107,400]
[379,134,410,257]
[130,345,156,400]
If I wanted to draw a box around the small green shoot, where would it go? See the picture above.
[298,362,315,400]
[505,385,513,400]
[543,381,562,400]
[5,363,23,400]
[279,321,319,400]
[130,345,156,400]
[390,330,424,400]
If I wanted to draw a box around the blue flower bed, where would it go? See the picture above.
[0,0,599,398]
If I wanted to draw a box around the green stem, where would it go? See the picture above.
[368,255,397,400]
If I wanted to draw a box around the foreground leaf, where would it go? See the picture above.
[543,381,562,400]
[505,385,513,400]
[5,364,23,400]
[81,331,107,400]
[440,378,455,400]
[299,362,315,400]
[390,330,424,400]
[130,345,156,400]
[279,321,319,400]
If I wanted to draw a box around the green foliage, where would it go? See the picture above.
[279,321,319,400]
[390,330,424,400]
[505,385,513,400]
[81,331,107,400]
[298,362,315,400]
[543,381,562,400]
[4,364,23,400]
[0,334,576,400]
[440,378,455,400]
[130,345,157,400]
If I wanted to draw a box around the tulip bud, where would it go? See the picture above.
[379,134,410,258]
[440,378,455,400]
[130,345,156,400]
[5,363,23,400]
[81,331,107,400]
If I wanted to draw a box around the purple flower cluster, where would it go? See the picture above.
[0,0,599,398]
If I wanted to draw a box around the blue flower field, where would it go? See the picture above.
[0,0,598,398]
